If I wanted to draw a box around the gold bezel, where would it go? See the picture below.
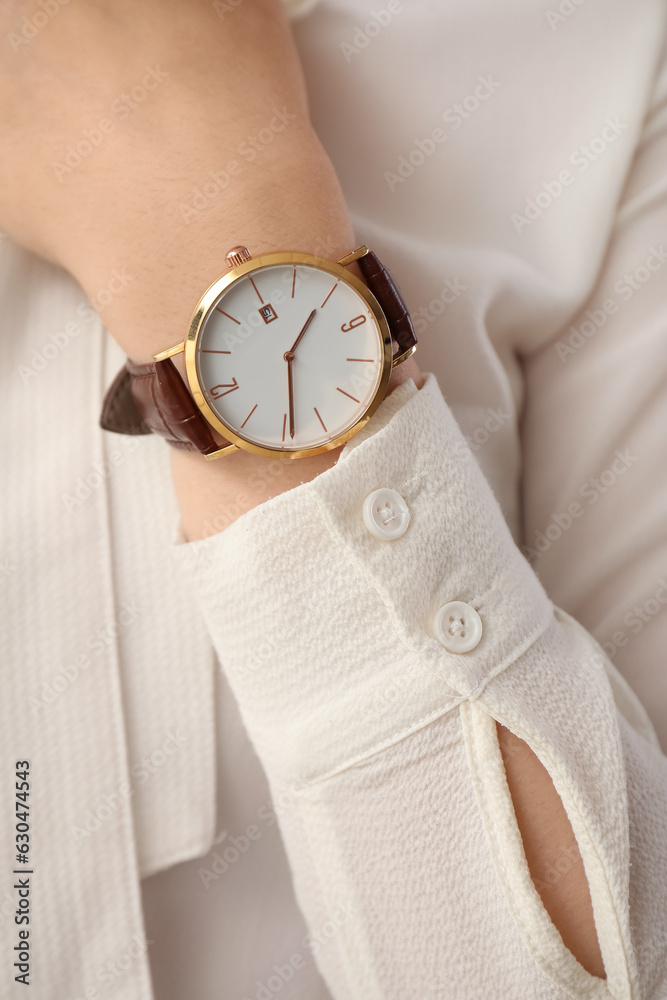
[183,250,393,460]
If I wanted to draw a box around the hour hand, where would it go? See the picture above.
[288,308,317,355]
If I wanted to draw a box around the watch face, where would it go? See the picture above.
[186,254,391,456]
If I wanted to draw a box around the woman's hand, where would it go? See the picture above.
[0,0,347,359]
[0,0,422,536]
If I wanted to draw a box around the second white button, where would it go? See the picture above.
[434,601,483,653]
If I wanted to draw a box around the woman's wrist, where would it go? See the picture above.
[73,131,357,363]
[0,0,423,538]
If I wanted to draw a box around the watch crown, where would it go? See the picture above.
[225,246,252,268]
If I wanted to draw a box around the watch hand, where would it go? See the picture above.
[287,356,295,439]
[288,308,317,355]
[283,308,316,441]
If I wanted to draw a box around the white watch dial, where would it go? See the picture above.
[194,262,386,452]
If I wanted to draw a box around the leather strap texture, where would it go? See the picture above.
[100,358,221,454]
[100,249,417,453]
[356,250,417,357]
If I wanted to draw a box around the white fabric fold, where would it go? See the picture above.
[175,374,667,998]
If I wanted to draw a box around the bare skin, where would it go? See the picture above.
[497,725,605,978]
[0,0,604,978]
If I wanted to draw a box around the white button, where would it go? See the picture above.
[362,488,410,541]
[434,602,483,653]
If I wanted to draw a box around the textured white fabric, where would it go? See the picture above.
[174,376,667,999]
[1,0,667,997]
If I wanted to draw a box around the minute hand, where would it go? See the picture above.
[284,308,317,441]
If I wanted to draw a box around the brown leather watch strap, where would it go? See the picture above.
[357,250,417,358]
[100,248,417,454]
[100,357,220,454]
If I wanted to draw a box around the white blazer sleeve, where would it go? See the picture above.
[174,374,667,999]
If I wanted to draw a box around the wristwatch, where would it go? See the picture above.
[100,244,417,460]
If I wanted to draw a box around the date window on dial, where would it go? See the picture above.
[259,303,278,324]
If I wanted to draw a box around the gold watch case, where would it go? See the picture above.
[154,246,402,461]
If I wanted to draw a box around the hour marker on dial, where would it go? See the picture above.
[215,307,240,324]
[249,277,263,303]
[321,282,338,308]
[346,358,374,362]
[314,407,327,432]
[336,387,361,403]
[291,266,296,299]
[282,413,287,443]
[201,350,232,355]
[241,403,258,428]
[341,315,367,332]
[211,378,239,398]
